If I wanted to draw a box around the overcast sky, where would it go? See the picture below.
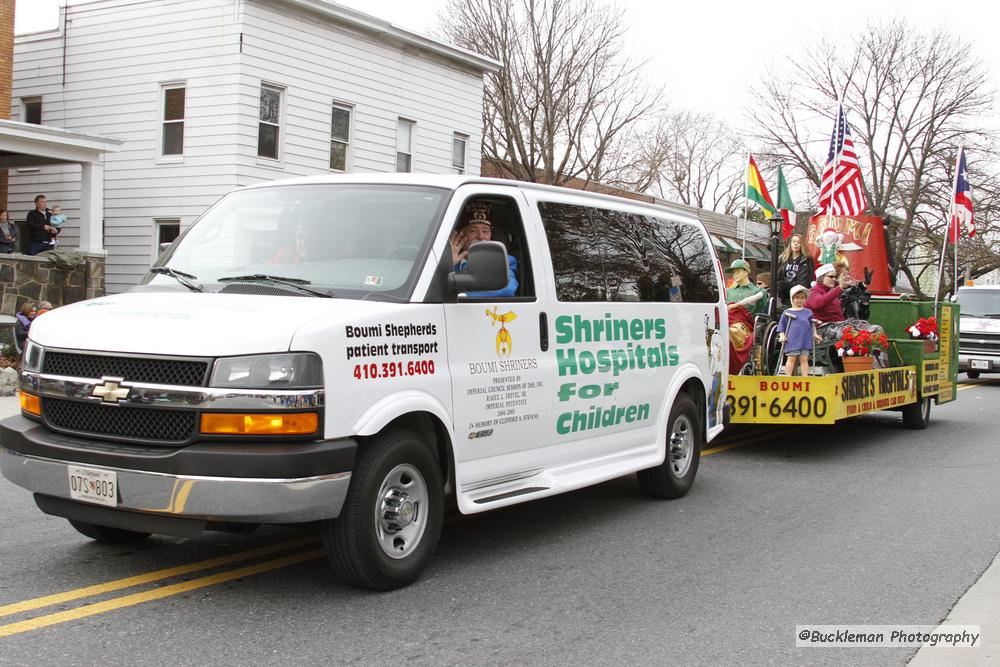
[16,0,1000,161]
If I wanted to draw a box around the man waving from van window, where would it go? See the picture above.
[449,200,518,298]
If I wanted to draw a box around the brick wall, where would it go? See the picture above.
[0,0,14,208]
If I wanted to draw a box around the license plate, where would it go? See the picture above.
[971,359,992,370]
[68,465,118,507]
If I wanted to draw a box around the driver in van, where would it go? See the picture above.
[449,200,518,298]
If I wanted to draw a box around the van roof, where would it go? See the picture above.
[240,173,701,223]
[958,285,1000,291]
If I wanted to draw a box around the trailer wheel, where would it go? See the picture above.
[68,520,150,544]
[966,370,980,379]
[636,395,701,499]
[901,395,932,430]
[321,428,443,590]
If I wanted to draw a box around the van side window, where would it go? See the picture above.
[640,213,720,303]
[536,201,607,301]
[538,201,719,303]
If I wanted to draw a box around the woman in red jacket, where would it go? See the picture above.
[805,263,849,323]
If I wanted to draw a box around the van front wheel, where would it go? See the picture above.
[322,428,443,590]
[636,395,701,499]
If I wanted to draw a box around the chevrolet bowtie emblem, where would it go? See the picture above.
[92,378,130,404]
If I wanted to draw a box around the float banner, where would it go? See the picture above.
[807,214,892,294]
[921,360,941,397]
[727,366,918,425]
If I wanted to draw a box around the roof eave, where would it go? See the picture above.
[277,0,501,73]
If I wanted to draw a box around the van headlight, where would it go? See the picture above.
[22,341,43,373]
[210,353,323,389]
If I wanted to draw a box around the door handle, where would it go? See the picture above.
[539,312,549,352]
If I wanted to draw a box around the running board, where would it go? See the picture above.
[473,486,550,504]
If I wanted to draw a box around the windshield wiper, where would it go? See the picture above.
[149,266,203,292]
[217,274,334,298]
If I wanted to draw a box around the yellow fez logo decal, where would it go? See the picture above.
[486,306,517,357]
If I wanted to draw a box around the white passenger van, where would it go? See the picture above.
[956,284,1000,378]
[1,175,728,590]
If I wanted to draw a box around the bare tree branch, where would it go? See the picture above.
[747,18,997,297]
[440,0,660,187]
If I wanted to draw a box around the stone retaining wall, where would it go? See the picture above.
[0,253,105,315]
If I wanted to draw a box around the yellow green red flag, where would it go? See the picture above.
[746,155,776,216]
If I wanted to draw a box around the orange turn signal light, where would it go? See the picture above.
[200,412,318,436]
[19,391,41,416]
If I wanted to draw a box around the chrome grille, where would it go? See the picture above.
[42,352,209,386]
[959,332,1000,355]
[42,398,197,444]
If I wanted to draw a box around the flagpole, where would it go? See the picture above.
[952,147,963,299]
[935,146,963,307]
[819,99,842,261]
[742,151,749,260]
[933,221,949,308]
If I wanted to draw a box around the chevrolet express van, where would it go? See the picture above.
[1,175,728,590]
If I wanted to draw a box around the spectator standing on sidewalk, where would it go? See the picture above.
[26,195,56,256]
[0,209,17,253]
[14,302,35,349]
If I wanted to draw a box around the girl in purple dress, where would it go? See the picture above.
[777,285,820,377]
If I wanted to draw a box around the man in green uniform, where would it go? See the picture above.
[725,258,767,316]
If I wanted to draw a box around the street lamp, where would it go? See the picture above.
[767,213,784,319]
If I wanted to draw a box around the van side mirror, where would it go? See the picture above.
[449,241,509,294]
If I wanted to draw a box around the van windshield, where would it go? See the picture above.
[957,289,1000,318]
[148,184,448,300]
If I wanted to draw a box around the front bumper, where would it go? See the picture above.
[0,415,355,524]
[958,352,1000,372]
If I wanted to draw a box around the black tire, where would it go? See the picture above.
[637,395,701,499]
[966,370,980,379]
[68,520,150,544]
[902,396,932,430]
[322,428,443,590]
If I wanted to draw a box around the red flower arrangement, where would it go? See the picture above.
[836,327,889,357]
[907,316,939,341]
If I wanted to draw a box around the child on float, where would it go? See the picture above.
[777,284,821,376]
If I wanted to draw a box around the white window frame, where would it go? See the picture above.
[257,83,285,163]
[152,218,182,263]
[329,102,353,172]
[159,83,186,159]
[22,97,42,125]
[396,118,415,173]
[452,133,468,175]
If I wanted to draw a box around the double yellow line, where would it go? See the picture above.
[0,537,322,638]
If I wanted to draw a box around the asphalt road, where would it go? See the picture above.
[0,380,998,666]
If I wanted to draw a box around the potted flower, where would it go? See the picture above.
[907,316,939,353]
[835,326,889,372]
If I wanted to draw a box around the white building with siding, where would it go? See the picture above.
[10,0,497,292]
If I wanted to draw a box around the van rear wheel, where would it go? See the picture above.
[321,428,443,590]
[68,520,150,544]
[637,395,701,499]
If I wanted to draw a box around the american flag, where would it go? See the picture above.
[949,147,974,243]
[818,105,867,216]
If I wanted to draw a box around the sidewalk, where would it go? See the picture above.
[909,551,1000,666]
